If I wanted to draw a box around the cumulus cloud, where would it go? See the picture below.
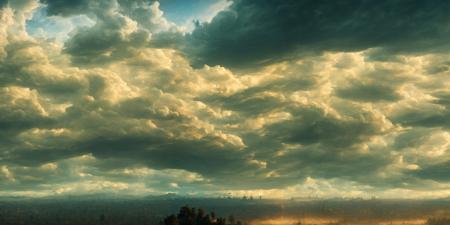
[0,0,449,198]
[41,0,177,64]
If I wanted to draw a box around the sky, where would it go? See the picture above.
[0,0,449,199]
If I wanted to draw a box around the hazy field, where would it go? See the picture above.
[1,197,450,225]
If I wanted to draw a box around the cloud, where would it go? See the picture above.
[391,98,450,129]
[63,14,150,64]
[41,0,176,64]
[336,83,402,102]
[0,0,7,8]
[42,0,88,16]
[1,0,450,198]
[267,105,390,147]
[413,161,450,181]
[0,87,55,137]
[183,0,450,69]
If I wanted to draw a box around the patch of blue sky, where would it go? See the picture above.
[24,0,230,42]
[26,6,94,43]
[159,0,231,31]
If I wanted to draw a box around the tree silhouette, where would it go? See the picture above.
[163,206,243,225]
[164,214,179,225]
[177,206,196,225]
[99,213,105,224]
[228,215,235,225]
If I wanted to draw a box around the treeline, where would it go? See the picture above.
[162,206,246,225]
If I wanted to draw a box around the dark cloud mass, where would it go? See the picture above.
[185,0,450,68]
[268,106,385,147]
[336,83,402,102]
[0,0,7,8]
[0,0,449,198]
[42,0,87,16]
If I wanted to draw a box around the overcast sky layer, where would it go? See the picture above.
[0,0,450,199]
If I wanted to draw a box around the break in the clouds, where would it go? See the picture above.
[0,0,450,199]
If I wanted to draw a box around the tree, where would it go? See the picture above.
[99,214,105,224]
[228,215,235,225]
[163,206,243,225]
[164,215,179,225]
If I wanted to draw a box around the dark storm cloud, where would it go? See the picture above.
[336,83,402,102]
[197,60,320,116]
[393,110,449,128]
[392,92,450,129]
[267,106,385,148]
[41,0,170,65]
[184,0,450,68]
[64,21,151,65]
[87,136,250,176]
[150,31,185,49]
[0,0,7,8]
[392,128,435,150]
[0,88,55,137]
[200,90,286,115]
[433,92,450,107]
[336,65,412,102]
[413,161,450,181]
[0,41,86,98]
[272,144,392,183]
[426,60,450,74]
[42,0,88,16]
[42,0,157,17]
[199,78,317,115]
